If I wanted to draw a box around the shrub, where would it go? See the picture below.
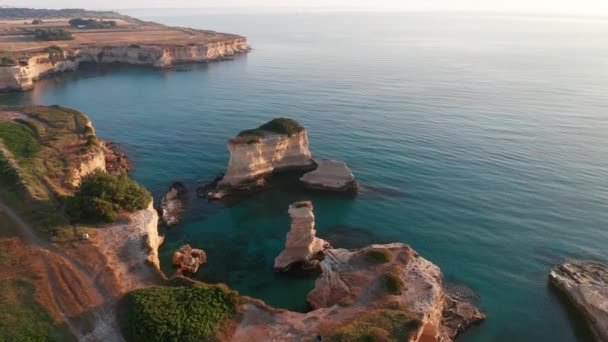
[45,45,65,64]
[0,52,17,66]
[364,248,393,263]
[69,18,117,29]
[122,285,239,342]
[383,272,405,295]
[129,44,141,48]
[33,28,73,41]
[31,19,44,24]
[66,170,151,223]
[327,309,420,342]
[231,117,304,144]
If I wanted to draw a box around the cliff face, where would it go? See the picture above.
[65,149,106,188]
[550,262,608,342]
[96,202,163,292]
[219,130,315,188]
[0,37,248,91]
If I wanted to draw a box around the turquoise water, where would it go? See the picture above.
[3,11,608,341]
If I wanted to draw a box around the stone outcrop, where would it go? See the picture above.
[549,262,608,342]
[218,128,315,189]
[233,243,485,342]
[101,141,132,175]
[300,159,358,192]
[65,149,106,188]
[274,201,330,272]
[0,38,248,92]
[172,244,207,275]
[95,201,164,290]
[160,182,187,227]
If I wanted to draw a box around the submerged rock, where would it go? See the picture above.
[160,182,187,227]
[274,201,330,272]
[172,244,207,275]
[217,118,315,190]
[550,262,608,342]
[300,159,357,193]
[195,173,224,198]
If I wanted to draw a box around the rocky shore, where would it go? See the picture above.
[550,262,608,342]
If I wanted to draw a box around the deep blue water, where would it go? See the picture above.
[2,11,608,341]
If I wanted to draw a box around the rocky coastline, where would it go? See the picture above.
[549,262,608,342]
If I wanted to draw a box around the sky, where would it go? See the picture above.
[4,0,608,16]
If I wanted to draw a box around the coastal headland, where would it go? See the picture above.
[0,8,249,91]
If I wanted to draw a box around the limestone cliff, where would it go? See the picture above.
[550,262,608,342]
[274,201,330,272]
[65,149,106,188]
[96,202,164,291]
[0,38,248,92]
[219,128,315,188]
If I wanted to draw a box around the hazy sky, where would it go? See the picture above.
[5,0,608,16]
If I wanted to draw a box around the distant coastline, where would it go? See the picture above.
[0,8,249,91]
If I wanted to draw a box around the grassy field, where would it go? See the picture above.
[0,279,68,341]
[0,105,100,241]
[0,12,241,54]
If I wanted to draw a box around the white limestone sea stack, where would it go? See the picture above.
[217,118,316,189]
[274,201,330,272]
[549,262,608,342]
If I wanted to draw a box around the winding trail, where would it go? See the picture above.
[0,200,124,341]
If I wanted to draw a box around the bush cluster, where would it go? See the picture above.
[66,170,151,223]
[232,117,305,144]
[327,309,420,342]
[69,18,117,29]
[383,272,405,295]
[122,285,239,342]
[0,52,17,66]
[33,28,73,41]
[364,248,393,263]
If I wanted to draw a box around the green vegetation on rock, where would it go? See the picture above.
[33,28,73,41]
[122,284,239,342]
[327,309,420,342]
[0,121,39,160]
[0,51,18,66]
[231,117,305,144]
[66,170,151,223]
[0,279,65,342]
[383,272,405,295]
[364,248,393,263]
[45,45,65,64]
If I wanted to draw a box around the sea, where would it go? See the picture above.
[2,10,607,341]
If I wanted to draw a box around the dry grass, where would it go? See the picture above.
[0,16,241,53]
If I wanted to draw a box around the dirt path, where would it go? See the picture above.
[0,200,124,341]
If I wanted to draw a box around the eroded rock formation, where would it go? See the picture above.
[218,127,315,189]
[234,243,485,341]
[160,182,187,227]
[274,201,330,272]
[300,159,358,193]
[65,148,106,188]
[550,262,608,342]
[172,244,207,275]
